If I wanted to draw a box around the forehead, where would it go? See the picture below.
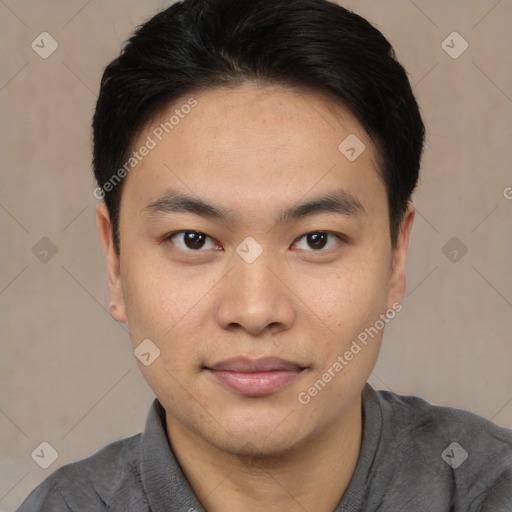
[121,83,386,219]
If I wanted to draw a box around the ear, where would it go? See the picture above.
[387,201,415,309]
[96,202,127,323]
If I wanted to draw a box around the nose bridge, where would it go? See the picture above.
[216,240,295,333]
[231,240,282,300]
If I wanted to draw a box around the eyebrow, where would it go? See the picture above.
[141,188,365,223]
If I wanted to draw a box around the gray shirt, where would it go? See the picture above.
[16,383,512,511]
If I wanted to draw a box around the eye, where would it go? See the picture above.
[293,231,346,251]
[166,231,220,252]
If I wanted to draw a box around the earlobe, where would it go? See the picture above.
[387,202,415,310]
[96,202,128,323]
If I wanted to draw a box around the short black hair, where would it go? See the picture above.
[92,0,425,255]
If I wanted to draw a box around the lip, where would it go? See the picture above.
[205,357,307,396]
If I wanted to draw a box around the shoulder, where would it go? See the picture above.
[375,388,512,449]
[374,387,512,507]
[16,434,147,512]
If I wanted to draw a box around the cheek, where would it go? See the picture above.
[121,263,203,402]
[120,254,216,373]
[121,270,162,343]
[311,252,391,360]
[120,252,187,337]
[320,258,390,328]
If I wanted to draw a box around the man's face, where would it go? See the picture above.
[98,83,413,456]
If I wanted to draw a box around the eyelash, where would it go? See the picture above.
[163,230,348,253]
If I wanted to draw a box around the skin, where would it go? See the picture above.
[97,82,415,511]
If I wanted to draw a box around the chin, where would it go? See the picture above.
[216,429,305,459]
[208,411,314,457]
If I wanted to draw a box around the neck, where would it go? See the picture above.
[165,394,363,512]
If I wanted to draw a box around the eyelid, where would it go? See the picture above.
[163,230,348,252]
[292,231,348,251]
[164,230,221,252]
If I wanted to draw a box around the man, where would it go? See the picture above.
[17,0,512,510]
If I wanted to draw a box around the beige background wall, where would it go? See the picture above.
[1,0,511,509]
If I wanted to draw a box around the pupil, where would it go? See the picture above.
[185,232,205,250]
[308,232,327,250]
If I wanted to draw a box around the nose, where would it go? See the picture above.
[216,248,296,336]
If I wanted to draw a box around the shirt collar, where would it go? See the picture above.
[335,382,383,510]
[140,398,205,511]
